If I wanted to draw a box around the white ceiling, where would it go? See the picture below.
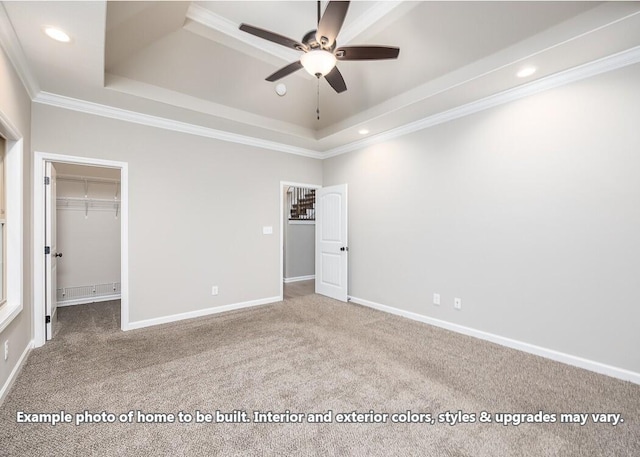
[3,1,640,156]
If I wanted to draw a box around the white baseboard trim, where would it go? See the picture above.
[57,294,121,307]
[349,296,640,385]
[284,275,315,284]
[0,339,33,406]
[125,296,282,331]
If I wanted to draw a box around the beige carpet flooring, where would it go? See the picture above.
[283,280,315,299]
[1,296,639,456]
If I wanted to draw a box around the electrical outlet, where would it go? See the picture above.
[433,293,440,305]
[4,341,8,361]
[211,286,219,296]
[454,297,462,310]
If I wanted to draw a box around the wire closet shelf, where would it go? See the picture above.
[56,174,120,218]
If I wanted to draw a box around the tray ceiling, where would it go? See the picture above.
[3,1,640,155]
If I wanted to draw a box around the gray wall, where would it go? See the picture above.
[323,63,640,373]
[284,221,315,279]
[0,45,32,391]
[32,104,322,323]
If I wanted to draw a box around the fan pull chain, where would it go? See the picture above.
[316,77,320,120]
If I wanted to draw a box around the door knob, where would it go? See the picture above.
[54,252,63,258]
[340,247,348,252]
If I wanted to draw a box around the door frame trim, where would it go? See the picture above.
[33,151,129,347]
[279,181,321,300]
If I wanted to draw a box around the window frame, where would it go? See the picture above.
[0,140,5,306]
[0,114,23,334]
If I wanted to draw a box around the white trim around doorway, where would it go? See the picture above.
[33,152,129,347]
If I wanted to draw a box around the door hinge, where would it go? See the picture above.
[45,246,51,255]
[44,176,50,185]
[45,315,51,324]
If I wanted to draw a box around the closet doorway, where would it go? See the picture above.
[33,152,128,347]
[49,163,122,338]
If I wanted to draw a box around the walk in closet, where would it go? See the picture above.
[54,163,121,306]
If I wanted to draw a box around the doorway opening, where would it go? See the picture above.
[50,163,122,338]
[280,182,320,300]
[33,152,128,347]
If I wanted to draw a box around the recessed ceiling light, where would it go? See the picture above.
[517,66,536,78]
[43,26,70,43]
[358,129,369,135]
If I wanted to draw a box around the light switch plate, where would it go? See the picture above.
[262,226,273,235]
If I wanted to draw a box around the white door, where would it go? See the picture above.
[315,184,348,301]
[45,162,59,340]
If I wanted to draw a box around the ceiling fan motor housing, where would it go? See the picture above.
[302,30,336,52]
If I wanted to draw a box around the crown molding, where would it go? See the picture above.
[318,6,640,147]
[186,3,300,63]
[323,45,640,158]
[337,1,406,45]
[30,45,640,161]
[33,46,640,159]
[0,3,40,99]
[0,105,22,139]
[33,91,323,159]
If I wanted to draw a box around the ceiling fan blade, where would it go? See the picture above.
[316,1,350,48]
[266,61,303,82]
[324,66,347,93]
[239,24,306,51]
[335,46,400,61]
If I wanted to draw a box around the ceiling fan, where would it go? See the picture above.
[238,1,400,95]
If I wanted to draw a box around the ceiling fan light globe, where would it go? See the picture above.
[301,50,337,77]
